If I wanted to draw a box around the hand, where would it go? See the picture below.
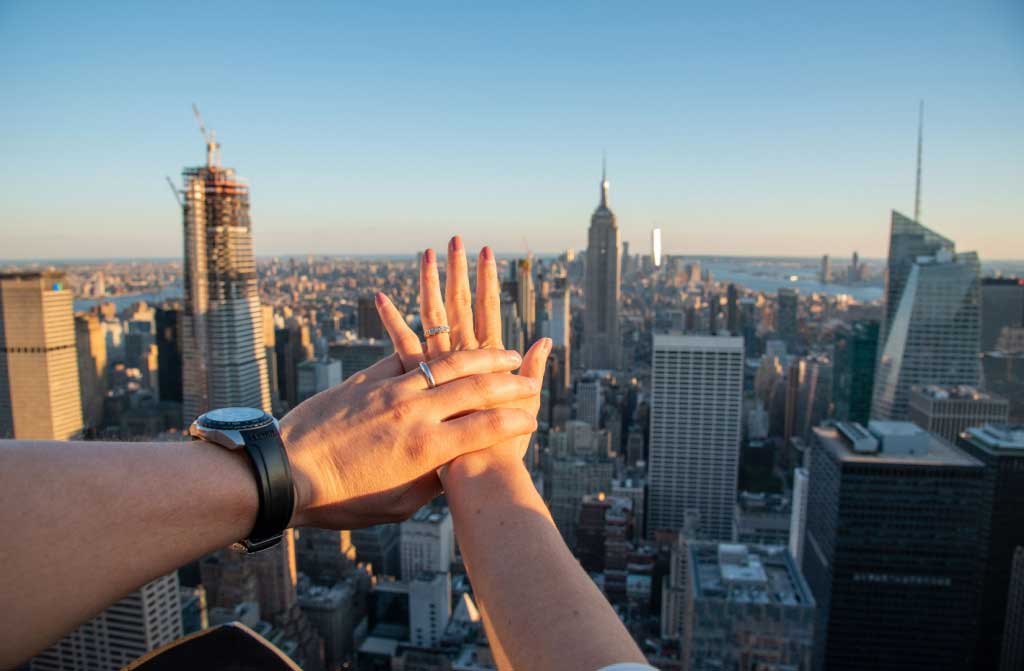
[375,235,551,476]
[280,348,539,529]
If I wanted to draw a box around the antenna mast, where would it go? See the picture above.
[914,100,923,223]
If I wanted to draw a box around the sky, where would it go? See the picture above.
[1,1,1022,261]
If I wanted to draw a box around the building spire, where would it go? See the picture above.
[914,100,923,223]
[600,152,609,208]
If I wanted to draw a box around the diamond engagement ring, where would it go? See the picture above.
[424,325,450,338]
[418,361,438,389]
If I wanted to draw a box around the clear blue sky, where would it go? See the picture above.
[1,1,1022,260]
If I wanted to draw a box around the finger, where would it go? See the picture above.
[474,246,503,348]
[445,235,478,350]
[520,337,552,380]
[438,408,539,461]
[426,373,541,419]
[397,348,523,391]
[375,292,424,372]
[420,248,451,358]
[347,352,406,383]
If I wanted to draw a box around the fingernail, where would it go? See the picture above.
[542,337,553,351]
[424,248,435,264]
[481,246,494,263]
[375,291,388,306]
[506,349,523,363]
[450,235,463,253]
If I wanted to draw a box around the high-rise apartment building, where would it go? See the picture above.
[803,421,987,671]
[832,320,879,425]
[981,277,1024,352]
[648,334,744,540]
[683,543,816,671]
[549,277,571,348]
[400,507,454,580]
[908,385,1009,444]
[74,312,107,431]
[957,425,1024,670]
[0,272,83,440]
[872,213,981,420]
[178,134,271,423]
[31,573,183,671]
[583,167,621,370]
[577,376,603,428]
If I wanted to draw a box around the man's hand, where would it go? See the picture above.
[280,348,538,530]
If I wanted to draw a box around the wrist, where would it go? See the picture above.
[442,448,530,493]
[279,412,315,528]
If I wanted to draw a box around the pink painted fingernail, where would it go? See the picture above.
[424,248,435,264]
[450,235,463,253]
[481,246,494,262]
[375,291,386,306]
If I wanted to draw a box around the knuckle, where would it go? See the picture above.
[486,410,507,433]
[390,399,414,423]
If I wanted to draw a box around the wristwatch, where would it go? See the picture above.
[189,408,295,553]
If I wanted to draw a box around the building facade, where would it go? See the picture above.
[648,334,744,540]
[957,425,1024,670]
[683,543,816,671]
[908,385,1009,444]
[0,272,83,440]
[31,573,182,671]
[803,422,987,671]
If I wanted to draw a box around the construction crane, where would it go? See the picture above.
[192,103,219,168]
[165,176,183,208]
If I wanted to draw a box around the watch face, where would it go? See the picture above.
[201,407,273,430]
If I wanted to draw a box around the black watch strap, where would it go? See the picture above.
[239,427,295,553]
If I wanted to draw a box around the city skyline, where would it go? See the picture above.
[2,3,1023,260]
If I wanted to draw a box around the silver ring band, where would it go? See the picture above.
[418,361,437,389]
[424,325,450,338]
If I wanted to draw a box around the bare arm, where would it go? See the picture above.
[0,348,539,667]
[0,438,257,666]
[443,454,648,671]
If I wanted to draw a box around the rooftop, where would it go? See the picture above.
[689,542,814,609]
[816,423,982,468]
[962,424,1024,453]
[911,385,1003,402]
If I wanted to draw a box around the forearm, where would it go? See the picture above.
[444,455,646,671]
[0,438,257,666]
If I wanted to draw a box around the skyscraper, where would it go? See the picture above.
[0,272,83,440]
[803,421,987,671]
[776,288,799,348]
[651,227,662,269]
[178,129,271,423]
[154,306,183,405]
[400,506,454,580]
[981,277,1024,351]
[648,334,744,540]
[583,164,621,370]
[358,295,386,340]
[832,320,879,425]
[31,573,183,671]
[74,312,107,431]
[515,258,536,345]
[1002,547,1024,671]
[871,215,981,420]
[957,425,1024,670]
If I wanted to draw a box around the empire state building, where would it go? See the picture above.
[583,166,621,370]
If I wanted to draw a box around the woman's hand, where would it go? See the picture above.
[280,347,539,530]
[375,235,550,472]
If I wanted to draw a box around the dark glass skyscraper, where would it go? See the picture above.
[980,277,1024,352]
[957,425,1024,671]
[803,422,987,671]
[154,306,182,404]
[832,320,879,425]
